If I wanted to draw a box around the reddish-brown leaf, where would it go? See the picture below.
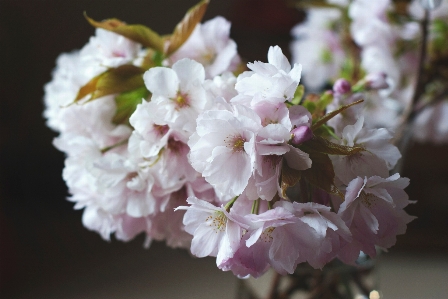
[163,0,209,56]
[301,135,365,156]
[85,14,164,52]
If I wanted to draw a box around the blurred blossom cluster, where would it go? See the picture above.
[43,0,441,279]
[291,0,448,143]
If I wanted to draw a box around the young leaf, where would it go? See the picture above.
[280,159,302,198]
[74,75,101,103]
[74,65,146,103]
[290,85,305,105]
[85,14,164,52]
[316,91,333,111]
[311,99,363,131]
[313,124,339,140]
[302,93,320,115]
[302,92,333,119]
[112,86,150,126]
[300,135,364,156]
[301,151,344,198]
[164,0,209,56]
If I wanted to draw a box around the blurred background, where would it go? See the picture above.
[0,0,447,298]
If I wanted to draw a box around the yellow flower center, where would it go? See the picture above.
[361,192,377,209]
[225,135,246,152]
[206,211,227,233]
[174,93,190,109]
[260,227,275,243]
[201,52,216,64]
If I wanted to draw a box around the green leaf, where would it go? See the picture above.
[303,101,317,114]
[164,0,209,56]
[316,91,334,111]
[301,151,344,198]
[291,85,305,105]
[85,14,164,52]
[302,93,322,118]
[74,65,146,103]
[300,135,364,156]
[321,49,333,63]
[280,159,302,198]
[112,86,150,126]
[311,99,363,131]
[313,124,339,140]
[152,51,165,67]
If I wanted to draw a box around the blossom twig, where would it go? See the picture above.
[393,8,430,145]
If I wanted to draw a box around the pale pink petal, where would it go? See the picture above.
[143,67,178,98]
[267,46,291,73]
[284,145,312,170]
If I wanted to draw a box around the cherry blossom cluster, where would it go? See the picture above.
[44,1,415,278]
[291,0,448,143]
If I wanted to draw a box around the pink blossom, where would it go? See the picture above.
[290,8,345,90]
[337,174,415,263]
[233,46,302,105]
[219,207,298,277]
[143,58,210,137]
[176,197,244,265]
[203,72,238,103]
[129,99,171,158]
[81,28,141,69]
[167,17,241,78]
[331,116,401,184]
[188,105,261,198]
[251,103,312,201]
[277,201,352,268]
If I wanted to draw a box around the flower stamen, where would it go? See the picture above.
[174,93,190,109]
[361,192,377,209]
[225,135,246,152]
[206,211,227,233]
[154,124,169,137]
[261,227,275,243]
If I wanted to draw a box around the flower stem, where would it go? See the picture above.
[393,8,430,145]
[100,138,128,153]
[251,199,260,214]
[225,196,239,212]
[408,8,430,121]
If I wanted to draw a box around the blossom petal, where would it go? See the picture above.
[284,145,312,170]
[143,67,178,98]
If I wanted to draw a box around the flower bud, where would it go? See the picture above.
[365,72,389,90]
[333,79,351,96]
[419,0,442,10]
[291,126,313,145]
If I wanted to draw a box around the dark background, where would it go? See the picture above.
[0,0,447,298]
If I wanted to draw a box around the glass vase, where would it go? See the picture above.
[235,253,377,299]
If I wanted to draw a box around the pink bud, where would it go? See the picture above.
[333,79,351,95]
[291,126,313,145]
[365,72,389,90]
